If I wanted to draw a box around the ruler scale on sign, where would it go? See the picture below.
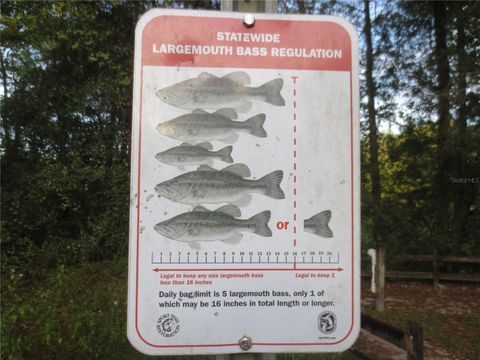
[128,9,359,355]
[150,250,340,265]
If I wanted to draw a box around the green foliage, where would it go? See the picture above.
[1,1,142,273]
[2,260,157,359]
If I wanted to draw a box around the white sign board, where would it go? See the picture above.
[128,9,359,355]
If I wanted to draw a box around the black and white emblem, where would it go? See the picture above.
[318,311,336,334]
[157,314,180,337]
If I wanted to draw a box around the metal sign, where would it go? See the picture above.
[128,9,359,355]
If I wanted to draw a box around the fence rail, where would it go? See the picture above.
[362,254,480,284]
[394,255,480,264]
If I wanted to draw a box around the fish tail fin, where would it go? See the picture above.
[244,113,267,138]
[249,210,272,237]
[258,78,285,106]
[217,146,234,163]
[305,210,333,238]
[258,170,285,199]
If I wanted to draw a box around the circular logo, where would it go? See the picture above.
[156,314,180,337]
[318,311,336,334]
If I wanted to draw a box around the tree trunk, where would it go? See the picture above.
[297,0,305,14]
[364,0,384,311]
[432,1,451,252]
[0,46,15,155]
[452,4,471,249]
[364,0,382,245]
[0,47,8,98]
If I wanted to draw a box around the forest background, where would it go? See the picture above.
[1,1,479,359]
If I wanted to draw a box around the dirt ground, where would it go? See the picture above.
[352,279,480,360]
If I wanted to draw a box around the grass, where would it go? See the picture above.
[2,260,148,359]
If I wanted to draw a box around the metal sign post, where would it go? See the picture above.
[221,0,278,13]
[127,8,360,356]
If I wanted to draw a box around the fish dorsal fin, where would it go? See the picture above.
[180,142,192,147]
[192,109,209,114]
[197,164,217,171]
[215,204,241,217]
[221,163,251,178]
[223,71,251,85]
[192,205,210,212]
[213,108,238,119]
[195,142,213,150]
[198,72,216,80]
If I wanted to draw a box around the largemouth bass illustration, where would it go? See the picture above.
[154,204,272,249]
[154,163,284,206]
[155,142,233,169]
[156,71,285,112]
[304,210,333,238]
[156,108,266,143]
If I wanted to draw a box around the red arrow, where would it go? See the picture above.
[152,267,344,272]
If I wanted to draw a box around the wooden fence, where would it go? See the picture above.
[362,254,480,284]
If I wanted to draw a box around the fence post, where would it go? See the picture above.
[374,243,385,311]
[433,249,439,288]
[367,248,376,293]
[406,321,423,360]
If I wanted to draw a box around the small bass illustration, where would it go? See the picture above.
[154,164,284,206]
[154,205,272,249]
[304,210,333,238]
[155,142,233,169]
[156,108,266,143]
[156,71,285,112]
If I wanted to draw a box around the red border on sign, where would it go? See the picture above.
[133,15,356,350]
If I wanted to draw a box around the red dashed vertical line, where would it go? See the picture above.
[291,76,299,248]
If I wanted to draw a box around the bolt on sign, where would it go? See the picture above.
[128,9,360,355]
